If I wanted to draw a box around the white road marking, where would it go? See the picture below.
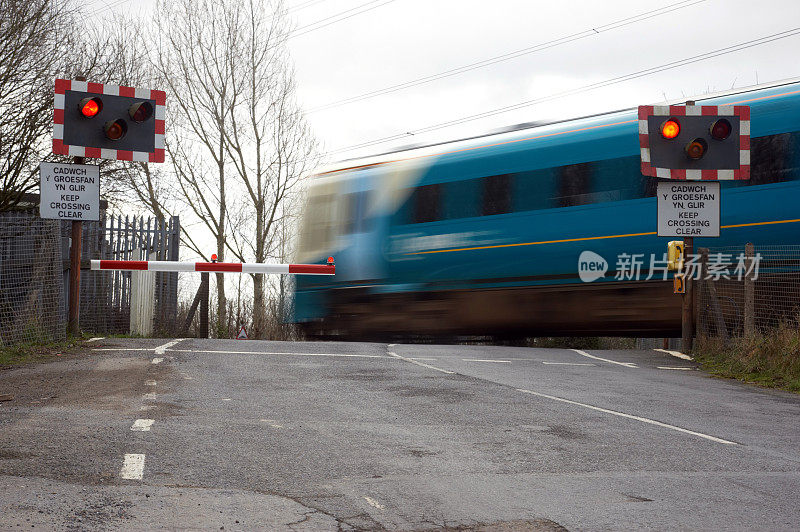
[151,357,164,364]
[144,380,157,386]
[120,454,145,480]
[655,348,694,361]
[168,349,384,358]
[155,338,185,355]
[85,337,105,343]
[260,419,283,428]
[462,359,512,363]
[516,388,737,445]
[143,392,157,400]
[131,419,154,431]
[387,344,396,347]
[658,366,695,370]
[543,362,596,366]
[388,352,454,374]
[364,496,385,510]
[92,348,152,352]
[408,357,438,361]
[571,349,637,368]
[139,405,154,411]
[222,398,232,401]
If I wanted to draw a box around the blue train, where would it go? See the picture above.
[292,79,800,339]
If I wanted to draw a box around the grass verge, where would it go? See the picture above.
[693,321,800,393]
[0,338,81,369]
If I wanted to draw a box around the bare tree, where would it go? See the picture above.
[0,0,73,211]
[150,0,317,338]
[220,0,318,337]
[152,0,248,333]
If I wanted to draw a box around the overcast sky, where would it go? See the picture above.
[93,0,799,168]
[287,0,800,163]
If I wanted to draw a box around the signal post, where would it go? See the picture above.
[44,78,166,335]
[639,100,750,352]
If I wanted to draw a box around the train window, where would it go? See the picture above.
[412,184,442,223]
[342,191,371,234]
[301,193,336,252]
[557,162,593,207]
[482,174,512,215]
[748,132,799,185]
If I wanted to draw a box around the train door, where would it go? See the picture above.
[342,172,383,281]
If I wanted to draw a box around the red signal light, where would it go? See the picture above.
[710,118,732,140]
[104,119,128,141]
[327,256,334,264]
[660,119,680,139]
[685,138,707,160]
[211,254,218,262]
[79,97,102,118]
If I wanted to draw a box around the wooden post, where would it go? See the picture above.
[67,155,85,336]
[67,75,87,337]
[199,272,209,338]
[681,236,694,352]
[744,242,755,336]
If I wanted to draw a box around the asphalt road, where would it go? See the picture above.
[1,338,799,531]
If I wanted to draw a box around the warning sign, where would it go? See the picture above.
[236,326,248,340]
[39,162,100,221]
[657,181,720,237]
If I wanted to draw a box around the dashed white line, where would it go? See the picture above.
[516,388,737,445]
[155,338,185,355]
[655,348,694,361]
[658,366,695,370]
[85,337,105,343]
[168,349,384,358]
[143,392,157,400]
[388,352,453,374]
[120,454,145,480]
[92,348,152,352]
[462,359,512,363]
[543,362,596,366]
[151,357,164,364]
[130,419,154,431]
[571,349,637,368]
[364,496,385,510]
[144,380,157,386]
[261,419,283,429]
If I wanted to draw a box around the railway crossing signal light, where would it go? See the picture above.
[660,119,680,139]
[79,97,102,118]
[639,104,750,180]
[53,79,165,163]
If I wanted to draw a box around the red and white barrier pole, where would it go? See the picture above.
[90,257,335,275]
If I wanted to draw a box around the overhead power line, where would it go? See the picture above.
[326,27,800,156]
[289,0,396,39]
[307,0,708,113]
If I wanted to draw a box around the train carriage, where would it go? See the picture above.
[293,79,800,339]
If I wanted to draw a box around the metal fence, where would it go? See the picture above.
[0,212,65,346]
[697,244,800,339]
[71,215,180,336]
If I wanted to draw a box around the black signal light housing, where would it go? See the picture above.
[104,119,128,141]
[709,118,732,140]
